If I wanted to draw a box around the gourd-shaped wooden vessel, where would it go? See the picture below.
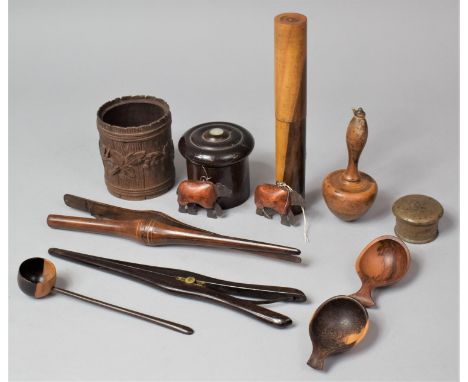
[322,108,377,221]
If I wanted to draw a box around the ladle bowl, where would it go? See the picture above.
[349,235,411,307]
[307,295,369,370]
[18,257,57,298]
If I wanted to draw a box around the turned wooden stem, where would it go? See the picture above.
[343,108,368,182]
[275,13,307,196]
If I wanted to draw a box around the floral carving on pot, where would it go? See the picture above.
[100,141,173,178]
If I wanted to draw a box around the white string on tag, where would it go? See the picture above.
[200,166,212,182]
[276,181,309,243]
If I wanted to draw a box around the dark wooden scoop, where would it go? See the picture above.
[349,235,411,307]
[307,295,369,370]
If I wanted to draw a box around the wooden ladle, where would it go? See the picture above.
[349,235,411,307]
[17,257,194,335]
[307,295,369,370]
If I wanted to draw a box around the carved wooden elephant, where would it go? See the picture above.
[254,183,303,226]
[177,180,232,218]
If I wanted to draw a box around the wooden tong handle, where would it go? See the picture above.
[47,214,301,261]
[47,215,137,240]
[49,247,295,327]
[201,290,293,327]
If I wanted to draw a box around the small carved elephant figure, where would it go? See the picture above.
[177,180,232,218]
[254,183,304,226]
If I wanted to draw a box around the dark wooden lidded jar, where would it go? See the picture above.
[97,96,175,200]
[178,122,255,209]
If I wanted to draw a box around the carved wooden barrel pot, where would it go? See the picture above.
[97,96,175,200]
[178,122,255,209]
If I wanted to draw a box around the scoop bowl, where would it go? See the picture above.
[349,235,411,307]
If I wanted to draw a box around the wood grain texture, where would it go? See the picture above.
[349,235,411,307]
[49,248,307,328]
[322,108,377,221]
[178,122,254,209]
[177,180,219,210]
[97,95,175,200]
[275,13,307,196]
[18,257,57,298]
[17,256,194,334]
[255,183,291,216]
[176,179,231,217]
[307,295,369,371]
[46,194,302,262]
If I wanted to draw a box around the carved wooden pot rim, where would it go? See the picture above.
[97,95,171,143]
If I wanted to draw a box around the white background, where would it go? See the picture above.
[9,0,459,380]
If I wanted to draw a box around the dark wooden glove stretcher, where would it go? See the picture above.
[47,195,301,263]
[48,248,307,327]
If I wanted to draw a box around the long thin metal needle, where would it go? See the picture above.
[53,287,194,335]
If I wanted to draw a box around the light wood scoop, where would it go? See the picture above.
[349,235,411,307]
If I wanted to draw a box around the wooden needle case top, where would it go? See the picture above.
[97,95,175,200]
[275,13,307,197]
[178,122,255,209]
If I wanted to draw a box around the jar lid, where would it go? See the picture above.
[392,194,444,225]
[178,122,255,167]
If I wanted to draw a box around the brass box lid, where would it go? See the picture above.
[392,194,443,225]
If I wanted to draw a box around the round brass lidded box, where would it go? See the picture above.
[392,194,444,244]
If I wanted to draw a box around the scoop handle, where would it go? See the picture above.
[349,283,375,307]
[307,347,327,370]
[343,108,368,182]
[53,287,193,335]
